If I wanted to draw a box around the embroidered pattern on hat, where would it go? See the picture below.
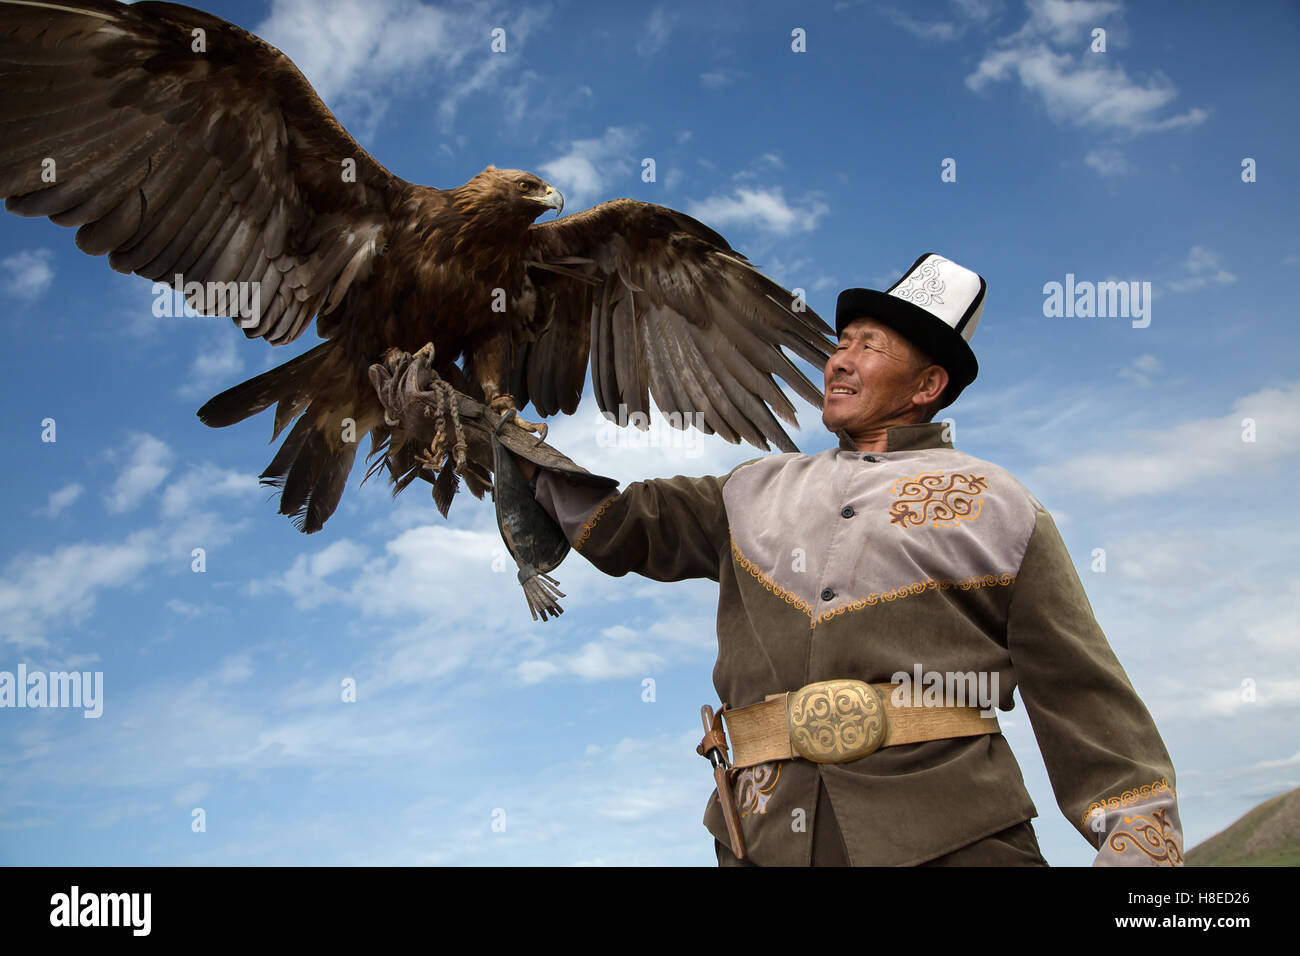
[892,257,947,307]
[888,471,989,528]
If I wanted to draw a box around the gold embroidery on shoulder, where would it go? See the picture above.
[729,532,814,617]
[1081,777,1175,830]
[889,471,989,529]
[573,495,620,553]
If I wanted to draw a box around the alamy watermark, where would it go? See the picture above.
[890,664,999,718]
[0,665,102,718]
[595,405,709,458]
[1042,274,1151,328]
[151,275,262,327]
[49,886,150,936]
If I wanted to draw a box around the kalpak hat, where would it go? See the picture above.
[835,253,985,408]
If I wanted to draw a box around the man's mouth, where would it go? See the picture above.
[829,384,857,396]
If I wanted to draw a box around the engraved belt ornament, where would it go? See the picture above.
[787,679,887,763]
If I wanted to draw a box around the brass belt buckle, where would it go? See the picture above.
[787,679,887,763]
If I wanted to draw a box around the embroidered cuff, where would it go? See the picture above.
[1085,778,1184,866]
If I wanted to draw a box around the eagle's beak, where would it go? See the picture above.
[535,185,564,217]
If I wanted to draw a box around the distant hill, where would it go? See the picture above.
[1186,785,1300,866]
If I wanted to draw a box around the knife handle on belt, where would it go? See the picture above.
[698,704,747,861]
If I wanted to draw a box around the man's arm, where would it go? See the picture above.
[1006,508,1184,866]
[513,451,757,583]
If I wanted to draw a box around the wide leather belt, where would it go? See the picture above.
[696,678,1001,860]
[722,677,1000,769]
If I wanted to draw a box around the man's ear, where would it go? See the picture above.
[916,365,948,406]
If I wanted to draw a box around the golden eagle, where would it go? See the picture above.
[0,0,835,532]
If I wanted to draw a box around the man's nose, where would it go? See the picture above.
[826,349,852,380]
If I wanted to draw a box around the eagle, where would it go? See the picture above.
[0,0,835,532]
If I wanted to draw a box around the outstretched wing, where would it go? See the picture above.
[0,0,397,345]
[518,199,834,452]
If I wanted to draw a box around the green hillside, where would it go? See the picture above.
[1186,785,1300,866]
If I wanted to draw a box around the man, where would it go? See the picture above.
[510,253,1183,867]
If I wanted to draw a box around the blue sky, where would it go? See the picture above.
[0,0,1297,866]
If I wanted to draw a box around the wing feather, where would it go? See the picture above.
[521,199,834,452]
[0,0,399,344]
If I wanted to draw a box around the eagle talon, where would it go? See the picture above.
[493,408,518,436]
[487,394,549,446]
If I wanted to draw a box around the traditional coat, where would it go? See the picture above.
[533,421,1183,866]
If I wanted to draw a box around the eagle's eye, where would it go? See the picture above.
[518,180,533,192]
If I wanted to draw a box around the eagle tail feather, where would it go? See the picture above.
[258,410,359,534]
[195,342,334,434]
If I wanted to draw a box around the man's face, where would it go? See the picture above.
[822,318,943,432]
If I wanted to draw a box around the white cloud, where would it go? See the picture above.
[1021,0,1121,45]
[1118,353,1161,387]
[539,127,639,211]
[700,69,738,89]
[165,599,204,616]
[1084,147,1131,176]
[258,0,454,113]
[256,0,551,137]
[878,7,957,40]
[968,43,1206,132]
[732,153,786,182]
[967,1,1205,134]
[37,483,83,519]
[1032,381,1300,500]
[178,333,245,400]
[215,653,256,685]
[951,0,1002,20]
[636,7,674,58]
[1,248,54,301]
[0,532,157,648]
[685,187,828,236]
[516,640,664,684]
[873,0,1003,40]
[1,443,261,652]
[1166,245,1237,293]
[311,539,369,578]
[0,816,53,832]
[105,434,174,514]
[159,464,259,519]
[171,782,211,808]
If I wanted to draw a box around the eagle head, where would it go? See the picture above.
[458,165,564,224]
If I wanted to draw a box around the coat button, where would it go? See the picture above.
[820,587,835,601]
[841,505,855,518]
[862,455,879,462]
